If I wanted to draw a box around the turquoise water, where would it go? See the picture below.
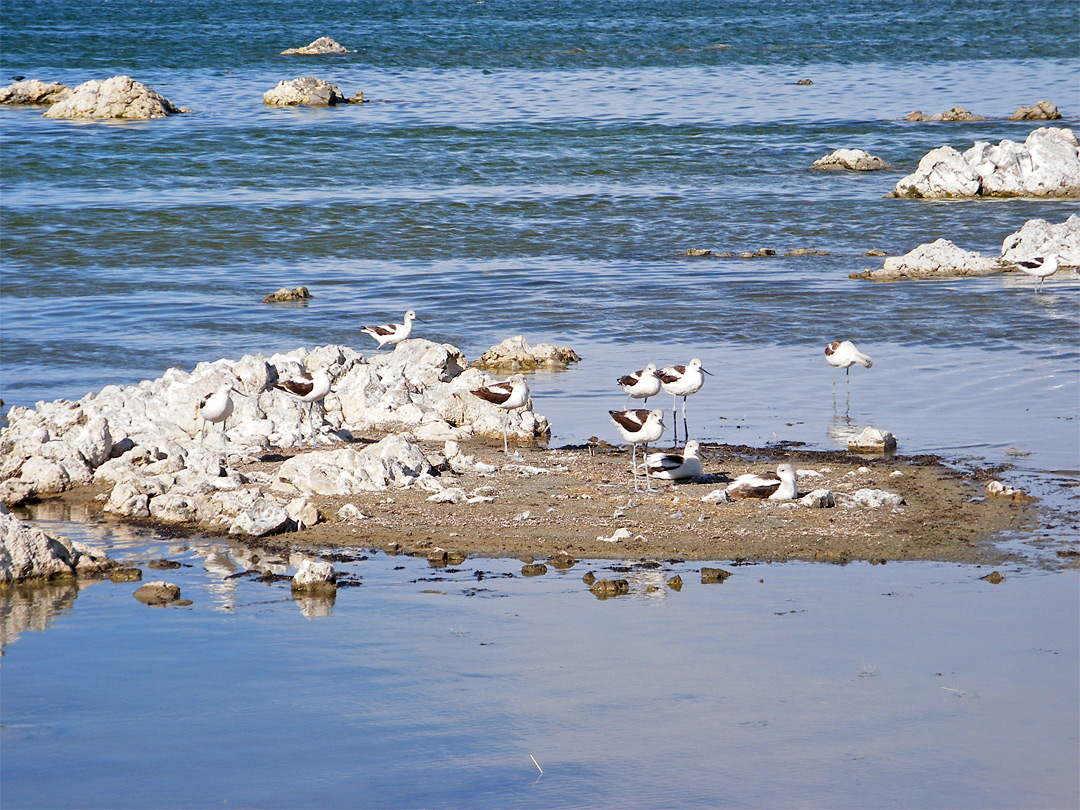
[1,3,1079,806]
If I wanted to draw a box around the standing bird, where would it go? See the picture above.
[198,383,235,463]
[641,439,703,481]
[657,358,711,446]
[361,310,419,349]
[825,340,873,389]
[726,463,798,501]
[1014,254,1059,293]
[471,373,530,454]
[617,363,662,408]
[609,408,666,492]
[274,367,332,450]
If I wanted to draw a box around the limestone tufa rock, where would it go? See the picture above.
[262,286,312,303]
[1,511,111,584]
[848,427,898,452]
[811,149,890,171]
[229,497,292,537]
[133,581,182,606]
[263,76,348,106]
[473,335,581,371]
[904,106,986,123]
[845,489,905,509]
[0,79,72,106]
[800,489,835,508]
[291,559,337,592]
[44,76,186,119]
[1000,215,1080,267]
[857,239,1001,281]
[1007,101,1062,121]
[281,37,353,55]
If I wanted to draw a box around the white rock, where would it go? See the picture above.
[796,469,823,478]
[0,78,72,105]
[701,489,731,504]
[848,489,905,508]
[0,511,110,583]
[274,434,438,495]
[286,497,322,529]
[280,37,353,55]
[149,493,201,524]
[229,497,291,537]
[473,335,580,370]
[597,528,632,542]
[893,145,982,198]
[848,427,898,452]
[44,75,185,119]
[1000,215,1080,266]
[800,489,835,508]
[291,559,337,591]
[811,149,890,171]
[870,239,1000,280]
[336,504,369,521]
[263,76,347,106]
[428,488,467,504]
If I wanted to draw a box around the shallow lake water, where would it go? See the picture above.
[1,504,1077,809]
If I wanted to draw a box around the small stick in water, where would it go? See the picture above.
[529,754,543,774]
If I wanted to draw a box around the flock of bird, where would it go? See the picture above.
[195,309,876,497]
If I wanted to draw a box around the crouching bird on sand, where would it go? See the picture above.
[725,463,798,501]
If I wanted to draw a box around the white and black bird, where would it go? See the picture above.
[472,373,530,454]
[197,383,235,461]
[657,358,711,446]
[641,439,703,481]
[610,408,666,492]
[617,363,662,408]
[725,463,798,501]
[1014,254,1059,293]
[274,367,332,450]
[825,340,872,391]
[361,309,419,348]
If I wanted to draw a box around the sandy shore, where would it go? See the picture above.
[58,439,1035,565]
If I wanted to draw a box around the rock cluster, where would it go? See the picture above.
[43,76,187,120]
[280,37,353,55]
[811,149,890,171]
[1000,214,1080,266]
[0,340,550,536]
[262,286,312,303]
[263,77,355,106]
[1007,101,1062,121]
[904,106,986,123]
[473,335,581,371]
[0,79,72,106]
[892,127,1080,199]
[1,509,111,585]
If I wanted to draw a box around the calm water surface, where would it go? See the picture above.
[1,2,1079,807]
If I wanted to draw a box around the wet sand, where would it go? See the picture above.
[59,440,1037,565]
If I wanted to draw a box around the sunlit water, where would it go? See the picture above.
[1,1,1079,806]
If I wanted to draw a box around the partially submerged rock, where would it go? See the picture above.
[263,76,349,106]
[893,127,1080,198]
[986,481,1035,503]
[589,578,629,598]
[1007,101,1062,121]
[684,248,712,256]
[700,567,732,584]
[905,106,986,123]
[848,427,898,453]
[291,559,337,593]
[1000,215,1080,267]
[43,76,187,120]
[1,510,112,585]
[281,37,353,55]
[853,239,1001,281]
[811,149,890,171]
[473,335,580,371]
[0,79,72,106]
[133,581,182,606]
[262,286,311,303]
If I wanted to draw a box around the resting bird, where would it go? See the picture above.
[617,363,662,408]
[198,383,235,462]
[361,310,419,348]
[726,463,798,501]
[472,373,530,454]
[641,440,703,481]
[657,358,711,446]
[274,367,332,449]
[610,408,665,492]
[1014,254,1058,293]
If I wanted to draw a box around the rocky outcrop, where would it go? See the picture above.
[1000,215,1080,267]
[0,510,111,585]
[905,106,986,122]
[893,127,1080,198]
[263,76,350,106]
[473,335,581,371]
[854,239,1001,281]
[291,559,337,593]
[848,427,898,453]
[43,76,187,119]
[0,79,72,106]
[262,286,311,303]
[1007,101,1062,121]
[811,149,890,171]
[280,37,353,55]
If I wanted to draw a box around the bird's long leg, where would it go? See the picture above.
[200,419,206,445]
[221,417,228,465]
[682,396,688,443]
[644,442,655,492]
[296,401,304,450]
[631,443,640,492]
[309,402,318,447]
[502,410,509,454]
[624,393,631,409]
[671,393,679,446]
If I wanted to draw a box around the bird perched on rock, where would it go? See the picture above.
[617,363,662,408]
[198,383,235,463]
[274,367,332,450]
[361,310,419,348]
[641,439,703,481]
[1013,254,1059,293]
[657,358,711,446]
[825,340,872,387]
[610,408,665,492]
[726,463,798,501]
[472,373,530,454]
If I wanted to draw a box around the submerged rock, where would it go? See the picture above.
[280,37,353,55]
[133,581,182,606]
[589,578,629,598]
[700,567,732,584]
[44,76,186,119]
[811,149,890,171]
[1,510,112,585]
[473,335,581,371]
[904,106,986,123]
[262,286,312,303]
[854,239,1001,281]
[263,76,348,106]
[0,79,72,106]
[893,127,1080,198]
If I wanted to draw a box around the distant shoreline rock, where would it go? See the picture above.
[1007,101,1062,121]
[472,335,580,371]
[43,75,188,120]
[905,105,985,123]
[263,76,360,106]
[811,148,890,172]
[281,37,354,55]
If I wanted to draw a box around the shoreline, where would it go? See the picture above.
[41,439,1039,567]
